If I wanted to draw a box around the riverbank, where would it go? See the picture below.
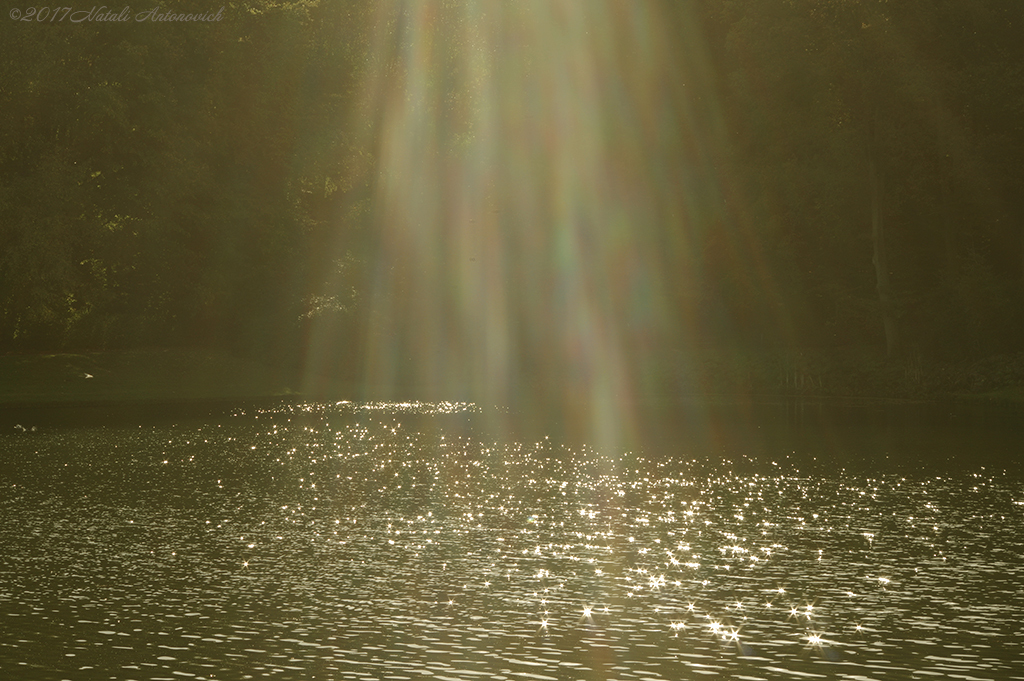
[685,346,1024,404]
[2,347,1023,409]
[0,349,298,406]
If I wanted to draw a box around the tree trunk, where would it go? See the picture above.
[940,163,958,278]
[869,152,899,358]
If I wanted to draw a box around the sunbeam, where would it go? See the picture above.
[305,1,728,452]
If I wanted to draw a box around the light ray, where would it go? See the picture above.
[308,2,729,452]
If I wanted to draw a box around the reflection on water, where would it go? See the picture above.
[1,401,1022,680]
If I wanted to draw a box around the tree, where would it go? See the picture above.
[711,0,1024,359]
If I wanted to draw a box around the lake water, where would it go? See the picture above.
[1,400,1022,680]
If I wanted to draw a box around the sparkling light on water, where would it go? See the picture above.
[1,402,1022,679]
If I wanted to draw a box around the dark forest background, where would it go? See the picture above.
[2,1,1023,399]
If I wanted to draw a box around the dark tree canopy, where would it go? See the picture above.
[2,0,1022,397]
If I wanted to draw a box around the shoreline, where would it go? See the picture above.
[3,349,1024,412]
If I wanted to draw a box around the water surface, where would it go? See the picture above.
[1,400,1022,680]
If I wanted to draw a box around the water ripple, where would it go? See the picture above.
[0,402,1021,680]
